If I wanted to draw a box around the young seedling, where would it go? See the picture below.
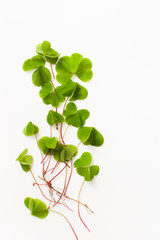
[17,41,104,239]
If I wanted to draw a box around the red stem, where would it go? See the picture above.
[51,162,59,174]
[78,180,90,232]
[49,165,66,183]
[41,154,48,164]
[30,170,72,212]
[64,160,73,195]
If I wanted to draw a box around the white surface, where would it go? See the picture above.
[0,0,160,239]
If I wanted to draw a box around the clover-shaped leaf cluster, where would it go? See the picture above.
[74,152,99,181]
[16,149,33,172]
[77,127,104,147]
[23,122,39,136]
[47,110,64,126]
[24,197,49,219]
[56,53,93,83]
[36,40,60,64]
[64,102,90,128]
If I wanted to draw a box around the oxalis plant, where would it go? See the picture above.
[16,41,104,239]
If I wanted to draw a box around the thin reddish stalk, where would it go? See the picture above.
[41,154,48,164]
[44,155,52,175]
[78,180,90,232]
[30,170,72,211]
[64,160,72,195]
[51,161,59,174]
[50,210,78,240]
[51,166,68,208]
[50,185,93,213]
[49,165,66,183]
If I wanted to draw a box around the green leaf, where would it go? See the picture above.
[75,58,93,82]
[43,92,60,107]
[56,79,88,101]
[54,86,65,103]
[22,55,45,71]
[53,144,77,162]
[24,197,49,219]
[32,66,51,87]
[39,82,53,98]
[23,122,39,136]
[38,137,50,154]
[16,149,33,172]
[36,41,60,64]
[67,144,78,157]
[45,137,58,149]
[63,102,77,117]
[69,83,88,101]
[56,53,93,83]
[16,148,28,162]
[47,110,64,126]
[76,165,99,181]
[77,127,104,146]
[60,147,73,162]
[74,152,92,168]
[64,103,90,128]
[38,137,58,155]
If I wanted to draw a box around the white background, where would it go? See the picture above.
[0,0,160,239]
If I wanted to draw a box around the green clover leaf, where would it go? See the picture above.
[23,55,45,71]
[55,53,93,83]
[74,152,92,168]
[36,41,60,64]
[56,79,88,101]
[42,92,60,107]
[64,102,90,128]
[23,122,39,136]
[38,137,58,155]
[77,127,104,147]
[53,144,78,162]
[16,149,33,172]
[32,66,51,87]
[24,197,49,219]
[76,165,99,181]
[74,152,99,181]
[39,82,53,98]
[47,110,64,126]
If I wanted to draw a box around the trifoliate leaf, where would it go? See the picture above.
[32,66,51,87]
[77,127,104,146]
[74,152,92,168]
[39,82,53,98]
[16,149,33,172]
[47,110,64,126]
[76,165,99,181]
[53,144,78,162]
[45,137,58,149]
[64,102,90,128]
[24,197,49,219]
[22,55,45,71]
[23,122,39,136]
[38,137,58,155]
[56,53,93,83]
[36,41,60,64]
[56,79,88,101]
[43,92,60,107]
